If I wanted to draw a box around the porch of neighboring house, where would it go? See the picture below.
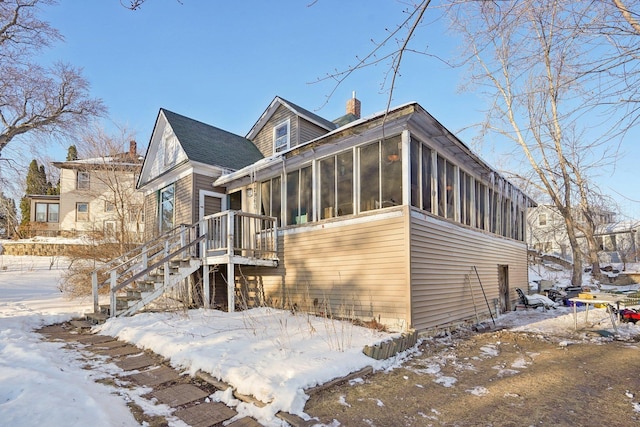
[89,210,278,322]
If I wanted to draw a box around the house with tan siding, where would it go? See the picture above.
[125,95,534,332]
[137,109,264,239]
[52,142,144,240]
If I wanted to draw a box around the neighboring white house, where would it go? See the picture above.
[52,141,145,241]
[527,204,638,265]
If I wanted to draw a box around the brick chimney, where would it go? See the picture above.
[346,91,361,119]
[129,140,137,156]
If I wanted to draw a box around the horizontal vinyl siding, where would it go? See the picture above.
[239,212,410,328]
[299,119,330,144]
[144,192,158,239]
[410,210,528,330]
[175,174,193,226]
[252,107,298,157]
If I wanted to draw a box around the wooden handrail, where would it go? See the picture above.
[111,234,205,294]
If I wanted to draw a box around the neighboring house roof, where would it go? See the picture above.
[332,112,359,127]
[161,108,263,170]
[53,157,142,170]
[245,96,337,141]
[27,194,60,201]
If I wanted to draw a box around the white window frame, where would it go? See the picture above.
[76,202,89,221]
[35,203,48,222]
[273,119,290,153]
[104,220,116,237]
[539,213,547,226]
[48,203,59,223]
[77,171,90,190]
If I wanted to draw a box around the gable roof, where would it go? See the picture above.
[161,109,263,170]
[245,96,337,141]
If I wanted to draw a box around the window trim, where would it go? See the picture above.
[77,171,90,190]
[76,202,89,222]
[159,183,175,233]
[34,202,59,223]
[273,119,290,153]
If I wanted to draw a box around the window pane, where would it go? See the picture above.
[475,182,486,230]
[410,139,419,208]
[381,136,402,207]
[272,176,281,226]
[320,157,336,219]
[437,155,445,217]
[48,204,59,222]
[274,121,289,152]
[337,151,353,216]
[360,142,380,212]
[160,184,174,233]
[286,171,299,225]
[77,203,89,221]
[461,171,472,226]
[445,160,456,220]
[299,166,312,223]
[260,180,271,216]
[35,203,47,222]
[422,145,432,213]
[77,172,90,189]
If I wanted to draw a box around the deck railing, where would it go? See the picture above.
[91,210,278,314]
[202,210,278,260]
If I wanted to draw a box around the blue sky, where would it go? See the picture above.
[8,0,640,218]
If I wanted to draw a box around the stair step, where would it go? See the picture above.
[70,319,93,329]
[86,312,108,324]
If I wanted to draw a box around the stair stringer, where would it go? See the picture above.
[118,258,202,317]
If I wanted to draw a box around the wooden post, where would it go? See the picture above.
[164,240,170,288]
[227,212,235,312]
[227,261,235,312]
[203,265,210,309]
[200,219,210,309]
[110,270,117,318]
[91,271,98,313]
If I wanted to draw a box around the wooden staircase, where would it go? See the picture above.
[88,223,205,323]
[88,211,279,323]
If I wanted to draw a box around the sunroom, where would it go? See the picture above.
[213,102,532,331]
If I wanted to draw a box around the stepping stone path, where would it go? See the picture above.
[36,322,264,427]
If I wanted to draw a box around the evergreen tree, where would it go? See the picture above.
[0,192,17,238]
[20,159,50,225]
[66,145,78,161]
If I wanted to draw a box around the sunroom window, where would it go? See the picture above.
[319,150,354,218]
[286,166,312,225]
[359,136,402,212]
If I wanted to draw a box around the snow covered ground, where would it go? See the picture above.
[1,254,639,426]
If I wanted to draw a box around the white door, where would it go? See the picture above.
[199,190,227,220]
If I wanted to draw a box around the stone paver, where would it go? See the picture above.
[227,417,264,427]
[97,344,142,358]
[37,321,281,427]
[89,339,128,350]
[129,365,180,387]
[150,383,209,407]
[115,354,157,371]
[173,401,236,427]
[75,334,115,344]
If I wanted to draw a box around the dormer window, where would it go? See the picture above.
[274,120,290,153]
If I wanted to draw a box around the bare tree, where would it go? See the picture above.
[72,124,145,251]
[121,0,182,10]
[443,0,632,285]
[0,0,106,156]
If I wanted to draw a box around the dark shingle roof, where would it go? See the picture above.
[278,98,337,131]
[162,109,263,170]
